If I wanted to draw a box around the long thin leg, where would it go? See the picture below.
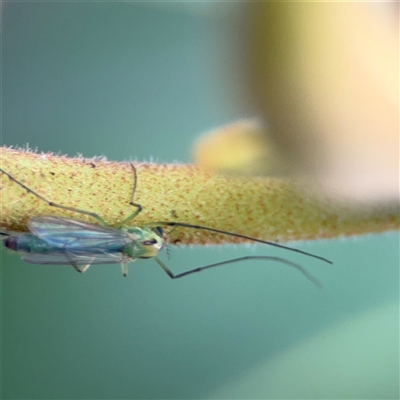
[155,256,322,288]
[115,163,143,227]
[1,167,109,227]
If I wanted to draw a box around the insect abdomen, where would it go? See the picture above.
[4,234,53,254]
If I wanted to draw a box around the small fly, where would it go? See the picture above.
[0,165,332,286]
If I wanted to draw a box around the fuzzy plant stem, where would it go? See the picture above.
[1,147,398,245]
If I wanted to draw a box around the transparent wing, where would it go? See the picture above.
[29,216,133,250]
[22,250,132,266]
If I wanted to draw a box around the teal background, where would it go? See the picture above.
[1,3,399,399]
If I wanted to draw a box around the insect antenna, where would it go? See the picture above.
[151,221,332,265]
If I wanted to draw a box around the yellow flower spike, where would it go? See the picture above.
[244,2,398,204]
[192,120,289,177]
[1,147,398,244]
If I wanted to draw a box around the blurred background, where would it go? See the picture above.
[1,3,398,399]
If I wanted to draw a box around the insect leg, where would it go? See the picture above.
[70,262,91,274]
[155,258,175,278]
[121,262,128,277]
[79,264,92,273]
[0,167,109,227]
[155,256,322,288]
[115,163,143,228]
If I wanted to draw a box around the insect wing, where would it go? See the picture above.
[21,251,131,266]
[29,216,132,250]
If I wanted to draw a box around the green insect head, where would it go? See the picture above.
[123,226,165,259]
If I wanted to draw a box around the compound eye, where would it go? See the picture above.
[142,238,157,246]
[153,226,164,237]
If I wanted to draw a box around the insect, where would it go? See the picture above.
[0,165,332,287]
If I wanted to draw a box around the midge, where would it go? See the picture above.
[0,165,332,287]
